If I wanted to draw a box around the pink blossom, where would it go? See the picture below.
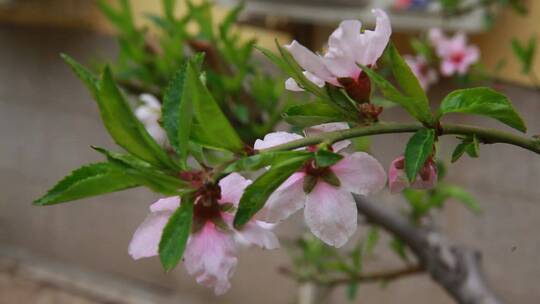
[135,94,167,145]
[284,9,391,91]
[428,28,480,76]
[254,123,386,247]
[388,156,437,193]
[128,173,279,295]
[404,54,438,90]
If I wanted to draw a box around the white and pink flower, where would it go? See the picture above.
[254,123,387,247]
[388,156,437,193]
[128,173,279,295]
[428,28,480,77]
[135,93,167,145]
[404,54,438,90]
[284,9,392,95]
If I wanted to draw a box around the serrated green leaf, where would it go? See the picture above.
[404,128,435,182]
[34,162,140,206]
[224,151,311,173]
[438,87,526,132]
[97,67,175,169]
[92,147,187,195]
[159,193,194,271]
[61,54,99,99]
[188,65,244,152]
[162,62,194,167]
[234,154,311,228]
[283,103,346,128]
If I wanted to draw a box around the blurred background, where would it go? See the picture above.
[0,0,539,303]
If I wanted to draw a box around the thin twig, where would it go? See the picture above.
[280,265,423,286]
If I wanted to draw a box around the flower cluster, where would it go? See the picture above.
[405,28,480,90]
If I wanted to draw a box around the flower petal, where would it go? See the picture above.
[356,9,392,66]
[285,40,334,82]
[253,132,304,150]
[235,220,280,249]
[388,156,409,194]
[219,173,252,206]
[304,183,357,247]
[411,161,438,190]
[304,122,351,152]
[128,211,171,260]
[150,196,180,213]
[139,93,161,109]
[285,77,304,91]
[256,172,306,223]
[184,224,238,295]
[331,152,386,195]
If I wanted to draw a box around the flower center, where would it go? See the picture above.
[450,52,465,64]
[337,71,372,104]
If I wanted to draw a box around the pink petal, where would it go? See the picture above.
[331,152,386,195]
[388,156,409,194]
[254,132,304,150]
[150,196,180,212]
[285,77,304,91]
[139,93,161,109]
[356,9,392,66]
[256,172,306,223]
[304,183,357,247]
[235,220,280,249]
[440,60,456,76]
[304,122,351,152]
[128,211,171,260]
[304,71,325,87]
[135,106,159,123]
[218,173,251,206]
[145,123,167,145]
[285,40,334,83]
[428,28,444,45]
[184,224,238,295]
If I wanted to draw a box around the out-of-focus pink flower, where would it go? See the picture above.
[254,123,386,247]
[284,9,391,93]
[428,28,479,76]
[135,94,167,145]
[404,54,438,90]
[388,156,437,193]
[128,173,279,295]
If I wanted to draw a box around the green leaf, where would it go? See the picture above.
[283,103,346,128]
[97,67,175,168]
[384,44,432,121]
[432,184,481,214]
[162,62,194,167]
[363,226,379,256]
[61,54,99,99]
[34,162,140,206]
[234,154,312,228]
[314,149,343,167]
[360,65,432,124]
[451,135,479,163]
[389,238,409,262]
[93,147,187,195]
[224,151,311,173]
[438,87,527,132]
[404,128,435,182]
[512,36,536,73]
[159,193,194,271]
[188,65,244,152]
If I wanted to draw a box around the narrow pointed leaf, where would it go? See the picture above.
[162,62,194,167]
[283,103,347,128]
[314,149,343,167]
[97,67,175,168]
[159,193,194,271]
[61,54,99,99]
[34,162,140,205]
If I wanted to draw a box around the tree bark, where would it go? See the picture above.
[353,195,504,304]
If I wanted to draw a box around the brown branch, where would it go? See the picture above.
[353,195,504,304]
